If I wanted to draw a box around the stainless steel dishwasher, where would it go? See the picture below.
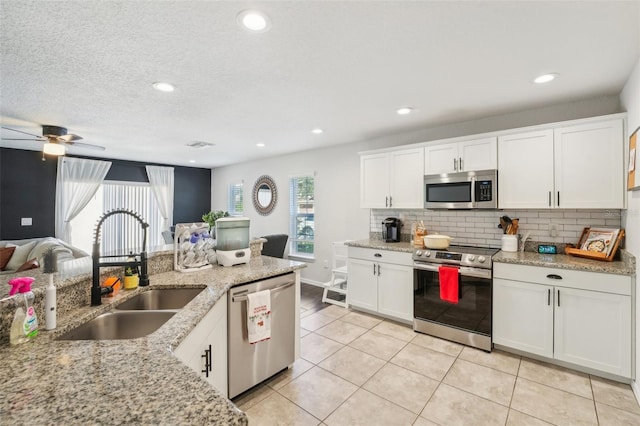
[228,272,296,398]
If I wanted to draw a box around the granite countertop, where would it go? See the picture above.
[493,251,635,275]
[0,256,306,425]
[346,239,635,276]
[345,239,415,253]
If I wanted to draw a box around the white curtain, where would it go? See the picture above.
[145,165,174,232]
[55,156,112,244]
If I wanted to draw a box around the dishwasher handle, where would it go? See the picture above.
[232,280,294,303]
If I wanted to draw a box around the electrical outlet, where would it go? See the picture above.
[21,217,32,226]
[550,223,558,237]
[323,260,329,269]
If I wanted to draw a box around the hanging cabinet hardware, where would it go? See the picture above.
[548,191,551,207]
[459,157,463,171]
[557,191,560,207]
[374,253,382,257]
[389,196,392,207]
[377,264,381,276]
[557,290,561,307]
[547,289,551,306]
[385,196,388,207]
[546,274,563,280]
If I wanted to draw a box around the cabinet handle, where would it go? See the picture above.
[389,196,392,207]
[377,264,381,276]
[459,157,463,171]
[547,289,551,306]
[557,191,560,207]
[548,191,551,207]
[373,264,376,275]
[201,344,212,377]
[546,274,563,280]
[385,196,388,207]
[374,253,382,257]
[453,158,457,171]
[557,289,560,307]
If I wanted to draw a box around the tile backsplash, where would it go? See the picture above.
[371,209,622,249]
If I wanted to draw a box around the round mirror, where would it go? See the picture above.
[253,175,277,215]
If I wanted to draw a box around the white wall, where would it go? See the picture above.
[211,95,621,285]
[620,54,640,399]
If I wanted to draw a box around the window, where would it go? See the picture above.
[228,182,244,216]
[70,181,164,255]
[289,176,314,257]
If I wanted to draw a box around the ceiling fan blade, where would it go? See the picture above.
[1,137,44,141]
[1,126,43,139]
[64,141,106,151]
[57,134,83,142]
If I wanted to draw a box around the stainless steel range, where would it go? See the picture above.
[413,245,499,352]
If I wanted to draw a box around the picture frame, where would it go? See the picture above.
[628,126,639,190]
[579,228,620,257]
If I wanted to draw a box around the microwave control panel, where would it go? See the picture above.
[475,180,493,201]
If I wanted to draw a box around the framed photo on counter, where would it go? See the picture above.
[580,228,620,257]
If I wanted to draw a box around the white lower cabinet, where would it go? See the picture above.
[175,293,228,396]
[348,247,413,323]
[493,263,632,378]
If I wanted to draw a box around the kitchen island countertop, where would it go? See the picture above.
[0,256,305,425]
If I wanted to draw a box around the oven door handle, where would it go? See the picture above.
[413,262,492,279]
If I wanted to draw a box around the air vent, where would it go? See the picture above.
[187,141,215,149]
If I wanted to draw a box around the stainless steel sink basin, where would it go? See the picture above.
[115,288,204,310]
[57,311,176,340]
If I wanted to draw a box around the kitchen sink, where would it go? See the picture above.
[115,288,204,310]
[57,311,176,341]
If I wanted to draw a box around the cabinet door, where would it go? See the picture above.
[554,119,624,208]
[360,153,390,208]
[459,137,497,172]
[498,130,554,209]
[377,262,413,322]
[348,258,378,312]
[554,287,631,377]
[390,148,424,208]
[493,278,553,358]
[425,143,458,174]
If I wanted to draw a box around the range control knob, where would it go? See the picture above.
[424,251,431,257]
[468,255,476,261]
[478,256,486,263]
[416,250,422,256]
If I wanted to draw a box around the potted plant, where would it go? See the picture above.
[123,266,139,290]
[202,210,230,237]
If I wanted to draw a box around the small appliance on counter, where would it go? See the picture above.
[382,217,402,242]
[216,217,251,267]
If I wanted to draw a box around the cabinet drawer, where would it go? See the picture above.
[494,263,631,296]
[348,246,412,266]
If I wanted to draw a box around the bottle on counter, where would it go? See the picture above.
[8,276,38,345]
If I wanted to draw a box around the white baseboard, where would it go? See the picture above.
[632,380,640,406]
[301,278,325,287]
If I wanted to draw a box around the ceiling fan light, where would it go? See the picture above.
[43,142,65,156]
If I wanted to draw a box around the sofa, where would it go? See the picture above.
[0,237,90,275]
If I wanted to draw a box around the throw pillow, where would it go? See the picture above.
[4,241,37,271]
[0,246,16,270]
[15,257,40,272]
[28,238,74,264]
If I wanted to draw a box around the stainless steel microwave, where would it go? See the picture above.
[424,169,498,209]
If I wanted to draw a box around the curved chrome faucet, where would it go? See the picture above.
[92,209,150,306]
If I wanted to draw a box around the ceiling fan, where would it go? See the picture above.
[1,124,106,157]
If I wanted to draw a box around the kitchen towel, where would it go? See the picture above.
[247,289,272,344]
[439,266,459,304]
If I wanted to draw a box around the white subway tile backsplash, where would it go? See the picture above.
[370,208,622,246]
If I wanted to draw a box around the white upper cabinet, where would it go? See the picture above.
[498,118,624,209]
[554,120,624,208]
[360,147,424,208]
[498,130,555,209]
[425,137,497,175]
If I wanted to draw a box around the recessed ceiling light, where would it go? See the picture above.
[256,143,265,148]
[189,160,196,163]
[152,82,175,92]
[533,73,558,84]
[311,128,323,135]
[397,107,413,115]
[237,10,271,32]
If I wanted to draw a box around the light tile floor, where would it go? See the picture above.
[234,299,640,425]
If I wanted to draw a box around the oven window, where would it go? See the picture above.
[426,182,471,203]
[413,268,491,336]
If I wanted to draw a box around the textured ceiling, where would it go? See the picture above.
[1,1,639,168]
